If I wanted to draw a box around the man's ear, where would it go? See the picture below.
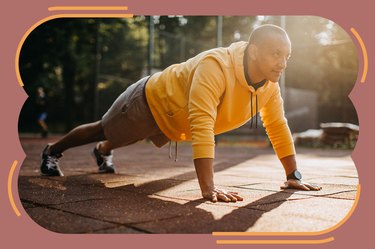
[248,44,258,61]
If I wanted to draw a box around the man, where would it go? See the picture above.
[41,24,322,203]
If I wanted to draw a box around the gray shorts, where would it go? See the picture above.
[101,76,169,148]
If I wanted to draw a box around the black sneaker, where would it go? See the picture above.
[92,146,116,173]
[40,145,64,176]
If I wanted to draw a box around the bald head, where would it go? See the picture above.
[246,24,292,83]
[248,24,290,46]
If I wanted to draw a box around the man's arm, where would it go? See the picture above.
[194,158,243,202]
[280,155,322,191]
[188,58,243,202]
[260,85,321,191]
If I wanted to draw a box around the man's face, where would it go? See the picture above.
[251,33,292,83]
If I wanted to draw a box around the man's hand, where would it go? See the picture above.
[281,179,322,191]
[280,155,322,191]
[202,187,243,203]
[194,158,244,203]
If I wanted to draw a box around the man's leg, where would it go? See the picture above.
[48,121,106,155]
[96,140,116,155]
[38,119,48,138]
[41,120,109,176]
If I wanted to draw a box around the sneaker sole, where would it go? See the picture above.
[98,167,116,174]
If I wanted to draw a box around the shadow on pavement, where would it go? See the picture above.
[19,172,294,233]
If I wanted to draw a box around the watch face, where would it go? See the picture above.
[294,170,302,180]
[287,170,302,180]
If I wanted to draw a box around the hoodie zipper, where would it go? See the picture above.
[250,91,259,129]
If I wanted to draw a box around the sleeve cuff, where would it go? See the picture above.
[192,144,215,159]
[275,143,296,159]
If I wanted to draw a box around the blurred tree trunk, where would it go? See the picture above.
[62,54,76,132]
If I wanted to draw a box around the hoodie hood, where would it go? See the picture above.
[227,41,272,94]
[227,41,250,90]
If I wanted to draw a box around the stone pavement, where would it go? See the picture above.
[18,136,358,233]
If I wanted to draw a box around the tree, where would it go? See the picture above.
[19,18,148,132]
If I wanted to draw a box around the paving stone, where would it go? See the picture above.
[49,190,205,226]
[21,202,37,209]
[324,190,357,200]
[149,189,312,213]
[19,137,357,234]
[26,207,116,233]
[133,202,265,233]
[235,182,358,199]
[304,176,358,185]
[245,197,355,232]
[19,175,110,205]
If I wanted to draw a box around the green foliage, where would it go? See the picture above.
[19,18,147,132]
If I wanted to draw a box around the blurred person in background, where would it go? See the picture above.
[35,87,49,138]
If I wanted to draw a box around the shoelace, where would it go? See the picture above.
[101,154,113,165]
[45,155,60,170]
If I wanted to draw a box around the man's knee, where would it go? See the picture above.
[94,121,106,141]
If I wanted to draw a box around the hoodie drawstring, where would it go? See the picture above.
[250,92,253,128]
[168,140,178,162]
[255,94,258,129]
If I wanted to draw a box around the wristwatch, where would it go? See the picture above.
[287,170,302,181]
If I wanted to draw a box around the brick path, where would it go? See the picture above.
[18,136,358,233]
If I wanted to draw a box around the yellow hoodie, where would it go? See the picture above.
[145,41,295,159]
